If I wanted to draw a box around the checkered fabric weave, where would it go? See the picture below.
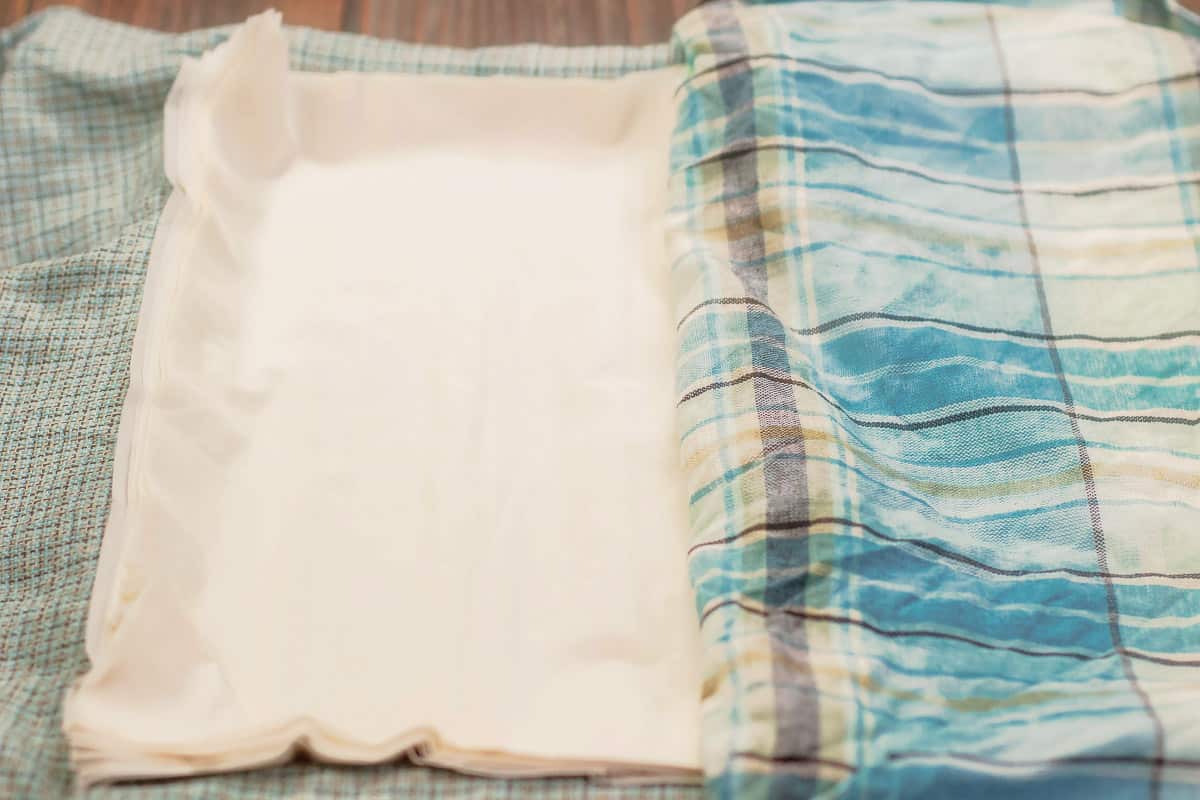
[0,8,686,799]
[4,2,1200,799]
[669,1,1200,798]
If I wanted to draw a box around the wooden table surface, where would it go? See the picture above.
[0,1,700,45]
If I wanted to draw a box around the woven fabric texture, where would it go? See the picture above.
[669,1,1200,798]
[0,8,686,799]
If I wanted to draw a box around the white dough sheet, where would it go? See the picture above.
[63,11,701,787]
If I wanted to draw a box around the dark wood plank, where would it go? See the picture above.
[26,0,344,33]
[16,0,695,45]
[1,0,31,27]
[11,0,1200,44]
[353,0,696,46]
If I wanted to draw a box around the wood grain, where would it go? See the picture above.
[6,0,698,45]
[1,0,28,26]
[25,0,344,31]
[9,0,1200,42]
[347,0,697,46]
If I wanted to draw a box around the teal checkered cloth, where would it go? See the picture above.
[4,2,1200,798]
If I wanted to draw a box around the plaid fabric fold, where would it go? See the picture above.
[669,1,1200,797]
